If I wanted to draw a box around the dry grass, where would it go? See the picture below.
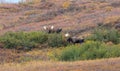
[0,47,64,64]
[0,48,22,64]
[103,16,120,26]
[0,46,120,71]
[0,47,54,64]
[0,1,120,70]
[0,0,120,34]
[24,10,42,16]
[0,58,120,71]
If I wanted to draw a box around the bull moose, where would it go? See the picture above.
[65,33,84,44]
[43,25,62,33]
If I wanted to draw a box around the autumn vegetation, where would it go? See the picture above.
[0,28,120,61]
[0,0,120,71]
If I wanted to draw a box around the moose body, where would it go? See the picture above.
[65,33,84,44]
[67,37,84,44]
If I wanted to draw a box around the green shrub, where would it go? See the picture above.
[106,29,120,44]
[104,45,120,58]
[58,45,81,61]
[0,31,48,50]
[0,31,68,50]
[0,32,22,48]
[79,41,106,60]
[87,28,120,44]
[56,41,120,61]
[0,36,20,49]
[48,34,67,47]
[28,32,48,44]
[19,39,36,50]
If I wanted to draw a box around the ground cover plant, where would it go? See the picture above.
[87,28,120,44]
[55,41,120,61]
[53,28,120,61]
[0,31,67,50]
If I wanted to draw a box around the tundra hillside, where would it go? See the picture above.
[0,0,120,71]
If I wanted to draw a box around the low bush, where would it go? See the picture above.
[0,32,48,50]
[48,34,68,47]
[56,41,120,61]
[57,45,81,61]
[28,32,48,44]
[87,28,120,44]
[0,31,68,50]
[104,44,120,58]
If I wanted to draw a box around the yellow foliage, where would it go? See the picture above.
[47,47,64,61]
[33,0,40,3]
[105,6,113,12]
[21,0,41,4]
[0,24,4,30]
[62,1,71,9]
[24,10,40,16]
[85,40,94,44]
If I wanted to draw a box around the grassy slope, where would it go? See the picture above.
[0,46,120,71]
[0,0,120,35]
[0,58,120,71]
[0,0,120,71]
